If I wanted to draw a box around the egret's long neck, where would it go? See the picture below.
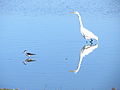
[77,13,83,28]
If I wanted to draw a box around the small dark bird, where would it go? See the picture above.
[23,50,36,57]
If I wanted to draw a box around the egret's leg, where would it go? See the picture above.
[90,39,93,44]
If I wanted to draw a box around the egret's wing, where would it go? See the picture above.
[82,28,98,40]
[81,44,98,57]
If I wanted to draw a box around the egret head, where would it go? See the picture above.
[71,11,80,15]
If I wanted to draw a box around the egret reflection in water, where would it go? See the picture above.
[70,44,98,73]
[23,58,36,65]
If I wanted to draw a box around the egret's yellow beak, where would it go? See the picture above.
[69,70,75,72]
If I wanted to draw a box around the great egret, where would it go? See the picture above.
[23,50,36,57]
[69,44,98,73]
[71,11,98,43]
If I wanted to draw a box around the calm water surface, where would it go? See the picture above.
[0,0,120,90]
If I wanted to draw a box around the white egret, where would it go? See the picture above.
[70,44,98,73]
[71,11,98,43]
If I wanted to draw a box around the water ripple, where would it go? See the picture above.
[0,0,120,16]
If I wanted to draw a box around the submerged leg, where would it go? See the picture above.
[90,39,93,45]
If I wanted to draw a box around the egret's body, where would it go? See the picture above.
[71,11,98,42]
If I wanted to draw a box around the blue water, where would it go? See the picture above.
[0,0,120,90]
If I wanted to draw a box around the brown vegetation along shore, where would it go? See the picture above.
[0,89,18,90]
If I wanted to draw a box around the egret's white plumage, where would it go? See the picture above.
[71,11,98,41]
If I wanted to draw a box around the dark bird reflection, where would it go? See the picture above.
[23,58,36,65]
[70,44,98,73]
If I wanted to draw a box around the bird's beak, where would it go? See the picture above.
[69,70,75,72]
